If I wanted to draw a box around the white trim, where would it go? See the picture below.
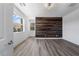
[35,38,63,39]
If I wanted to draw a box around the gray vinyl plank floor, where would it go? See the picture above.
[14,37,79,56]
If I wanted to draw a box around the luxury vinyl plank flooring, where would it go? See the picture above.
[14,37,79,56]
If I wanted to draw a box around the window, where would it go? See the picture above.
[30,23,35,31]
[12,15,23,32]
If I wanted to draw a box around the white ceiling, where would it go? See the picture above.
[14,3,79,17]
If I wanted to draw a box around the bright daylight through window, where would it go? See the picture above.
[12,15,23,32]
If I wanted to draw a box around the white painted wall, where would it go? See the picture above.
[13,32,29,47]
[13,5,30,47]
[63,8,79,45]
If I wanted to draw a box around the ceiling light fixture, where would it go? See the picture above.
[44,3,55,9]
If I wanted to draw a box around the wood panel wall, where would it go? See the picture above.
[36,17,62,38]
